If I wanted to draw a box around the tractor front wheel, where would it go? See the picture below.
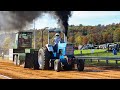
[77,59,84,71]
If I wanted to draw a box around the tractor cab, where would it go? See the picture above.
[46,28,62,53]
[46,28,74,59]
[14,31,32,49]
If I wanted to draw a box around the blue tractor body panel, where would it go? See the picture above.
[52,42,68,64]
[58,42,67,55]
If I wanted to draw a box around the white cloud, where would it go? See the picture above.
[29,13,58,29]
[69,11,120,26]
[72,11,120,18]
[28,11,120,29]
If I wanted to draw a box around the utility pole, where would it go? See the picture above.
[41,27,48,47]
[41,29,44,47]
[33,19,36,49]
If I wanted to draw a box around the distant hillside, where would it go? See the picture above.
[0,33,15,47]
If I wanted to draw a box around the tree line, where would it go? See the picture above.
[67,23,120,46]
[2,22,120,55]
[32,23,120,49]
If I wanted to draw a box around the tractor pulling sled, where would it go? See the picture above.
[11,28,84,72]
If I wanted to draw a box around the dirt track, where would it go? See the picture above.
[1,59,120,79]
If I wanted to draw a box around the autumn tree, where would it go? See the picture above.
[113,29,120,42]
[68,36,75,43]
[3,36,11,54]
[88,34,94,44]
[82,36,88,45]
[75,36,83,46]
[102,32,109,43]
[107,33,113,43]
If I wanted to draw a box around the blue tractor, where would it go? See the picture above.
[37,28,84,72]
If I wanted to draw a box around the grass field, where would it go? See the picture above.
[74,49,120,56]
[74,49,120,66]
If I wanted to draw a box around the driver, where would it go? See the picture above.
[53,33,61,45]
[53,33,61,52]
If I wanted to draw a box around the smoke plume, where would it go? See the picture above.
[54,11,71,36]
[0,11,71,36]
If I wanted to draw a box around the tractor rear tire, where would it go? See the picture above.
[77,59,84,71]
[54,59,61,72]
[38,47,51,70]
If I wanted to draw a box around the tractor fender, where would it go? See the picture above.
[45,44,54,52]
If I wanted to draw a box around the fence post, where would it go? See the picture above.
[106,59,108,64]
[84,59,85,62]
[80,51,82,56]
[90,59,92,62]
[98,59,100,63]
[116,60,118,64]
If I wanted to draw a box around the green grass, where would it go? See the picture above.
[74,49,120,56]
[74,49,120,66]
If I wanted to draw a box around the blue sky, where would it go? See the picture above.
[29,11,120,29]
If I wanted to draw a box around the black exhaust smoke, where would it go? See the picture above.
[0,11,71,36]
[54,11,71,37]
[10,11,44,30]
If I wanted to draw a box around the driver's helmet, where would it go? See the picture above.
[55,33,60,37]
